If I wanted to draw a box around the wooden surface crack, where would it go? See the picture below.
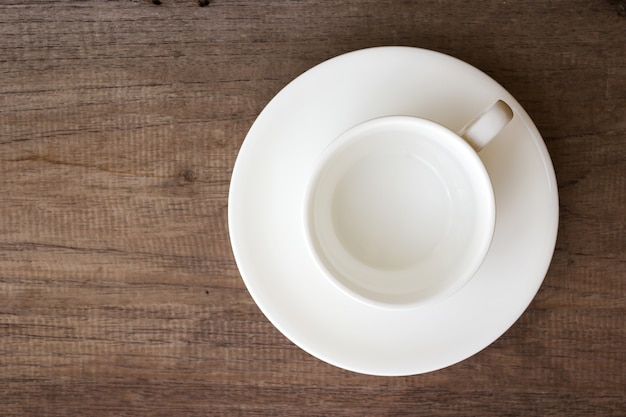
[5,155,182,180]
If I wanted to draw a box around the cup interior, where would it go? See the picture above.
[305,116,495,308]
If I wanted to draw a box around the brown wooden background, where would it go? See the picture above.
[1,1,624,415]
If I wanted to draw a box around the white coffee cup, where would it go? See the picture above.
[304,101,513,309]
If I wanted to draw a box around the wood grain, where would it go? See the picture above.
[1,1,624,415]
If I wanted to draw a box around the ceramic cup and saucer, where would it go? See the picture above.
[228,47,558,376]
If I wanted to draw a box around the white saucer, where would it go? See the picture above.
[228,47,559,376]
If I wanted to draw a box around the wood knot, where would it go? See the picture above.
[177,169,197,186]
[198,0,210,6]
[152,0,162,5]
[609,0,626,16]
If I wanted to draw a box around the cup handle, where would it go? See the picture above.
[458,100,514,152]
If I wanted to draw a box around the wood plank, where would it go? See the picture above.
[1,0,624,415]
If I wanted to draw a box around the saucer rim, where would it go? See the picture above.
[228,46,559,376]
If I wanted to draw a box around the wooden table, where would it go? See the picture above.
[1,1,624,415]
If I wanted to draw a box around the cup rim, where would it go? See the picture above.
[303,115,496,310]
